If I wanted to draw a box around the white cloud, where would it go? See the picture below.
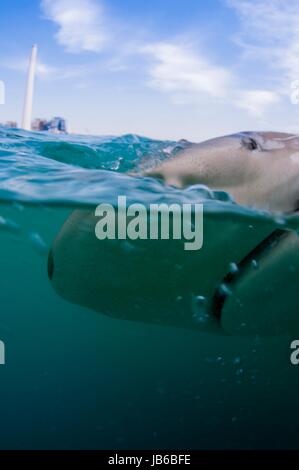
[38,0,283,117]
[140,41,278,116]
[227,0,299,81]
[41,0,108,53]
[34,0,283,119]
[235,90,279,116]
[141,42,233,98]
[1,57,86,81]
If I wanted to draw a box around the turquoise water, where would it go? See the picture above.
[0,126,299,449]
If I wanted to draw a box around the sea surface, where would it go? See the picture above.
[0,126,298,449]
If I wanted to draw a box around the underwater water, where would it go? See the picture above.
[0,126,299,449]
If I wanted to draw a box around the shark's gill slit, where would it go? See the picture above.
[48,249,54,281]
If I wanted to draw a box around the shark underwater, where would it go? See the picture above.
[48,132,299,336]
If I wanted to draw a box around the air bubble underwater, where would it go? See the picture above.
[251,259,259,269]
[218,283,232,297]
[228,262,239,275]
[191,295,210,324]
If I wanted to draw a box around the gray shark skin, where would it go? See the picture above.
[145,132,299,213]
[48,132,299,336]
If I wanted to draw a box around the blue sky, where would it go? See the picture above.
[1,0,299,140]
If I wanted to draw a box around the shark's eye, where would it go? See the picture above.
[242,137,259,151]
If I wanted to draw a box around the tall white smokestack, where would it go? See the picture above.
[22,44,38,131]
